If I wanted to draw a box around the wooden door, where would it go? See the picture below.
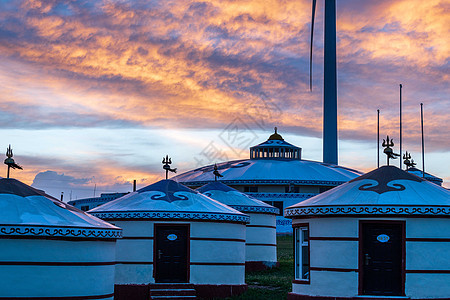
[154,224,189,283]
[361,222,404,296]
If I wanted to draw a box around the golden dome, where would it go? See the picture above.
[268,127,284,140]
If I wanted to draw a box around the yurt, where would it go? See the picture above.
[284,165,450,299]
[0,177,122,299]
[197,181,279,271]
[90,179,250,299]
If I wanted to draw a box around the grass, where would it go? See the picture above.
[228,235,294,300]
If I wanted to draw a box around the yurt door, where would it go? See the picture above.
[154,224,189,283]
[360,222,404,296]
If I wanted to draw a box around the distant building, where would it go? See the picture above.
[285,166,450,299]
[68,192,128,211]
[174,129,363,233]
[406,167,443,186]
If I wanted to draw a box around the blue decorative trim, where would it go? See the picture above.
[182,180,347,187]
[91,211,250,224]
[247,193,316,199]
[285,205,450,217]
[229,205,279,215]
[0,225,122,239]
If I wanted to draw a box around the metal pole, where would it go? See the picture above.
[133,180,137,192]
[6,165,10,179]
[421,103,425,178]
[377,109,380,168]
[399,84,402,169]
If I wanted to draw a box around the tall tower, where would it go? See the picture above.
[323,0,338,165]
[310,0,338,165]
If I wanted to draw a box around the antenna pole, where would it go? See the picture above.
[420,103,425,178]
[93,184,96,197]
[377,109,380,168]
[399,84,403,169]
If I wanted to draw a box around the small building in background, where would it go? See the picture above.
[90,179,249,299]
[197,181,279,271]
[68,192,128,211]
[406,167,443,186]
[0,177,121,299]
[285,166,450,300]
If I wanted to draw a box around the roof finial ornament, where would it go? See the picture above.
[268,127,284,141]
[213,163,223,181]
[403,151,416,170]
[162,155,177,180]
[4,144,23,179]
[382,136,400,166]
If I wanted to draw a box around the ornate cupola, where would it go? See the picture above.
[249,127,302,160]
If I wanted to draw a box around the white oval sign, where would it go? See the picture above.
[377,234,390,243]
[167,234,177,241]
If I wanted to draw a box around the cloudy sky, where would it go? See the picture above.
[1,0,449,199]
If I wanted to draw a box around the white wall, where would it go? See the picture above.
[0,239,115,299]
[291,217,450,299]
[246,213,277,262]
[113,220,246,285]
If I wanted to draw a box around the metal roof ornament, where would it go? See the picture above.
[4,145,23,179]
[403,152,416,170]
[162,155,177,180]
[382,136,400,166]
[213,163,223,181]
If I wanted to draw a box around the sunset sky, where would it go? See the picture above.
[1,0,449,199]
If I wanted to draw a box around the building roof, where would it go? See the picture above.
[174,129,361,187]
[285,166,450,218]
[197,181,279,214]
[174,159,362,187]
[0,178,121,239]
[89,179,249,224]
[406,167,443,186]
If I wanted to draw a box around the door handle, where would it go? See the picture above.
[158,250,162,259]
[365,253,371,266]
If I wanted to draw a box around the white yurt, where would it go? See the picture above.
[90,179,250,299]
[197,181,279,270]
[284,165,450,300]
[0,177,122,299]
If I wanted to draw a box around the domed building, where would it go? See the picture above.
[285,165,450,299]
[0,177,121,300]
[197,181,279,270]
[174,128,363,233]
[90,179,249,299]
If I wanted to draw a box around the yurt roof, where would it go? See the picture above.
[0,178,121,239]
[406,167,443,185]
[197,181,279,215]
[89,179,249,224]
[285,166,450,218]
[174,159,362,187]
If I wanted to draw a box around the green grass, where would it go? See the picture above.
[228,235,294,300]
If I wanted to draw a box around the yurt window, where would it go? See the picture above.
[294,225,309,281]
